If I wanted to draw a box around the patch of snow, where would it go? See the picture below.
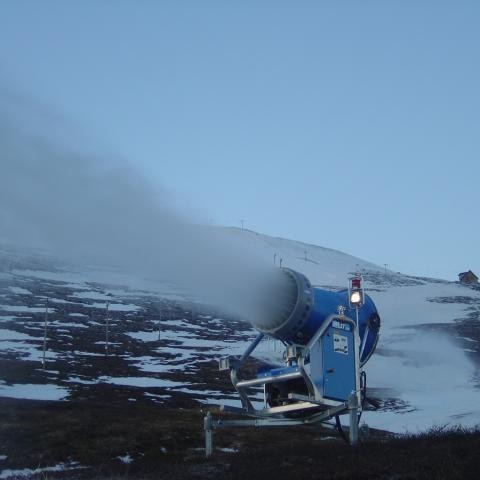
[58,335,73,340]
[73,350,104,357]
[116,454,133,464]
[363,330,480,433]
[0,329,36,341]
[64,376,97,385]
[50,321,88,329]
[126,331,158,342]
[0,383,68,401]
[132,356,177,373]
[0,462,83,479]
[99,376,187,388]
[127,330,199,342]
[0,305,51,313]
[87,321,103,326]
[372,283,476,328]
[8,287,31,295]
[90,302,140,311]
[49,298,80,305]
[73,291,115,301]
[0,339,58,363]
[11,269,89,285]
[161,319,204,330]
[144,392,171,400]
[155,347,196,363]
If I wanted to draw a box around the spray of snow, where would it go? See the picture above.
[0,93,280,321]
[364,328,480,432]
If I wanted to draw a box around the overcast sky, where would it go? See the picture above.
[1,1,479,280]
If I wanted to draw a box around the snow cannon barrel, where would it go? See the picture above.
[253,268,380,365]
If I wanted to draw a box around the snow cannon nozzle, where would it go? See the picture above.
[249,267,380,366]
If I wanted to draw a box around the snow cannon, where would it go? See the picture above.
[251,268,380,366]
[208,268,381,454]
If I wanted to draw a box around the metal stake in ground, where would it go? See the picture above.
[348,392,359,446]
[42,297,49,369]
[158,307,162,341]
[105,301,110,357]
[204,411,213,458]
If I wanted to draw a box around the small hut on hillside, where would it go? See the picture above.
[458,270,479,284]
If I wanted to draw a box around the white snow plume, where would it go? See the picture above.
[365,330,480,432]
[0,94,279,320]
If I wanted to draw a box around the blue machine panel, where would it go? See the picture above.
[322,324,355,401]
[310,319,356,401]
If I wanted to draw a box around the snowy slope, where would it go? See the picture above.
[220,229,480,432]
[1,229,480,434]
[361,279,480,432]
[216,227,382,286]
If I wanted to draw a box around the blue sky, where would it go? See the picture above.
[1,1,479,280]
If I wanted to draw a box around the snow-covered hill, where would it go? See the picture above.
[1,228,479,435]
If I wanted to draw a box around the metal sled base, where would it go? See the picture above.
[203,315,365,457]
[203,392,359,457]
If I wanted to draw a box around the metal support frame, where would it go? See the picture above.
[348,392,359,445]
[205,314,364,457]
[203,397,359,457]
[204,408,339,458]
[204,412,213,458]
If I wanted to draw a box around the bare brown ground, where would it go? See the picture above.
[0,397,479,480]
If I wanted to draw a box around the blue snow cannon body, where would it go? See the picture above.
[252,268,380,366]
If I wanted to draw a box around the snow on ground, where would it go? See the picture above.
[98,376,186,389]
[91,302,140,311]
[116,454,133,464]
[0,305,49,313]
[10,269,90,285]
[1,230,480,433]
[0,316,20,323]
[8,287,31,295]
[238,230,480,432]
[133,356,178,373]
[0,329,35,341]
[73,351,105,357]
[217,227,380,286]
[72,290,115,301]
[0,461,83,479]
[0,383,68,401]
[0,340,58,362]
[358,282,480,432]
[372,283,473,327]
[363,330,480,432]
